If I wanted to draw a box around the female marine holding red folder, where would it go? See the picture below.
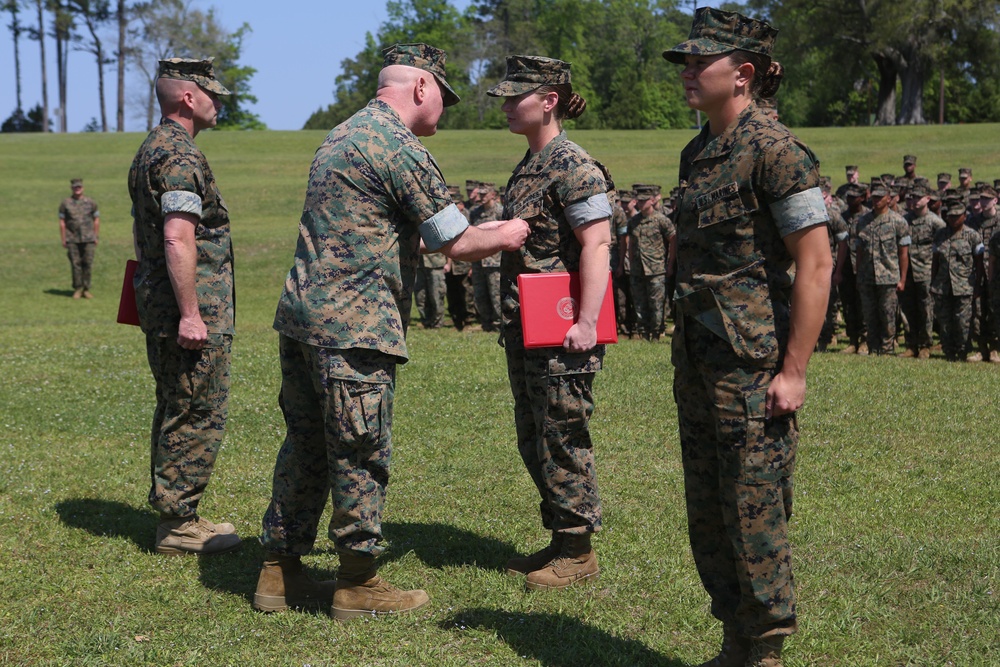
[486,55,614,590]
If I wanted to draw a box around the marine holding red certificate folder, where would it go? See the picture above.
[488,54,616,591]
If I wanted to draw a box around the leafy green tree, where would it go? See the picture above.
[1,103,51,131]
[305,0,468,130]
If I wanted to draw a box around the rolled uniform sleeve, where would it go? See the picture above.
[769,187,828,238]
[419,203,469,250]
[565,192,613,229]
[161,190,203,218]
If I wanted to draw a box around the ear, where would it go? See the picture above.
[541,90,559,114]
[414,75,428,103]
[735,62,755,89]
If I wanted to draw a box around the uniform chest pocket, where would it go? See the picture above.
[697,190,753,230]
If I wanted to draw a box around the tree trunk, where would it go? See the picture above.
[897,38,927,125]
[873,50,897,126]
[116,0,125,131]
[10,4,23,109]
[36,0,49,131]
[96,39,107,132]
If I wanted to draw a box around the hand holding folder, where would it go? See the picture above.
[517,271,618,349]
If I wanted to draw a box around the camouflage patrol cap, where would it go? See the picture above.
[937,172,952,183]
[994,179,1000,189]
[880,173,895,186]
[913,177,931,189]
[903,155,917,165]
[487,55,572,97]
[619,189,635,202]
[664,8,778,64]
[635,184,661,200]
[908,184,929,198]
[870,178,889,197]
[844,184,864,198]
[465,179,480,190]
[479,181,497,193]
[157,57,231,95]
[70,178,83,187]
[944,200,967,217]
[845,165,858,175]
[959,167,972,178]
[980,185,997,199]
[382,43,460,107]
[819,175,832,193]
[447,184,461,197]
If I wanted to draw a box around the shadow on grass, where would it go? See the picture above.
[380,520,521,572]
[54,497,278,609]
[439,608,686,667]
[44,288,78,298]
[55,497,158,553]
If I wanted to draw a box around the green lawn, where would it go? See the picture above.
[0,126,997,666]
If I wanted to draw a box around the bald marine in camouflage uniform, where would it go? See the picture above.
[666,9,831,666]
[488,55,614,592]
[255,44,529,620]
[128,58,241,556]
[626,184,675,341]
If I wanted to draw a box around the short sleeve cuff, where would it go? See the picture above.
[899,235,912,246]
[834,231,849,243]
[975,243,986,256]
[161,190,203,218]
[93,209,101,218]
[565,193,613,229]
[769,187,828,238]
[419,203,469,251]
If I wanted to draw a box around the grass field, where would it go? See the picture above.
[1,124,998,666]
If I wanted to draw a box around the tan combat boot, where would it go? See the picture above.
[72,289,83,299]
[746,636,785,667]
[524,533,599,590]
[253,553,337,612]
[331,552,429,621]
[695,625,751,667]
[154,515,242,555]
[506,533,564,576]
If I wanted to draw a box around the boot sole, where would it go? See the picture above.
[330,597,430,621]
[525,571,599,591]
[252,594,329,613]
[154,541,242,556]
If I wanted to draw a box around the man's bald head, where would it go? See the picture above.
[377,65,423,93]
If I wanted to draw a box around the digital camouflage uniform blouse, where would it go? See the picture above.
[500,131,614,350]
[674,102,827,367]
[128,118,234,338]
[59,196,100,243]
[273,99,467,362]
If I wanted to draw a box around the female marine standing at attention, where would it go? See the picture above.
[486,55,614,591]
[664,9,831,667]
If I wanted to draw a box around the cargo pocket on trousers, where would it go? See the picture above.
[187,346,222,413]
[337,382,387,452]
[740,387,795,485]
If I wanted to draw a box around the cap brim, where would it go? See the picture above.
[433,74,460,107]
[663,39,734,64]
[194,76,231,96]
[487,80,542,97]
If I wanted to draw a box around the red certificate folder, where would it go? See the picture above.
[117,259,140,326]
[517,271,618,348]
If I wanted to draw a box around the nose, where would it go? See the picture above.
[681,65,696,80]
[501,98,513,112]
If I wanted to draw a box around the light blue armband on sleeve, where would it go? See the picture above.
[419,203,470,251]
[770,187,828,237]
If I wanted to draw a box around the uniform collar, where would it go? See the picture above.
[694,102,759,161]
[520,130,568,171]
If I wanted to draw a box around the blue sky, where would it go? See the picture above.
[1,0,712,132]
